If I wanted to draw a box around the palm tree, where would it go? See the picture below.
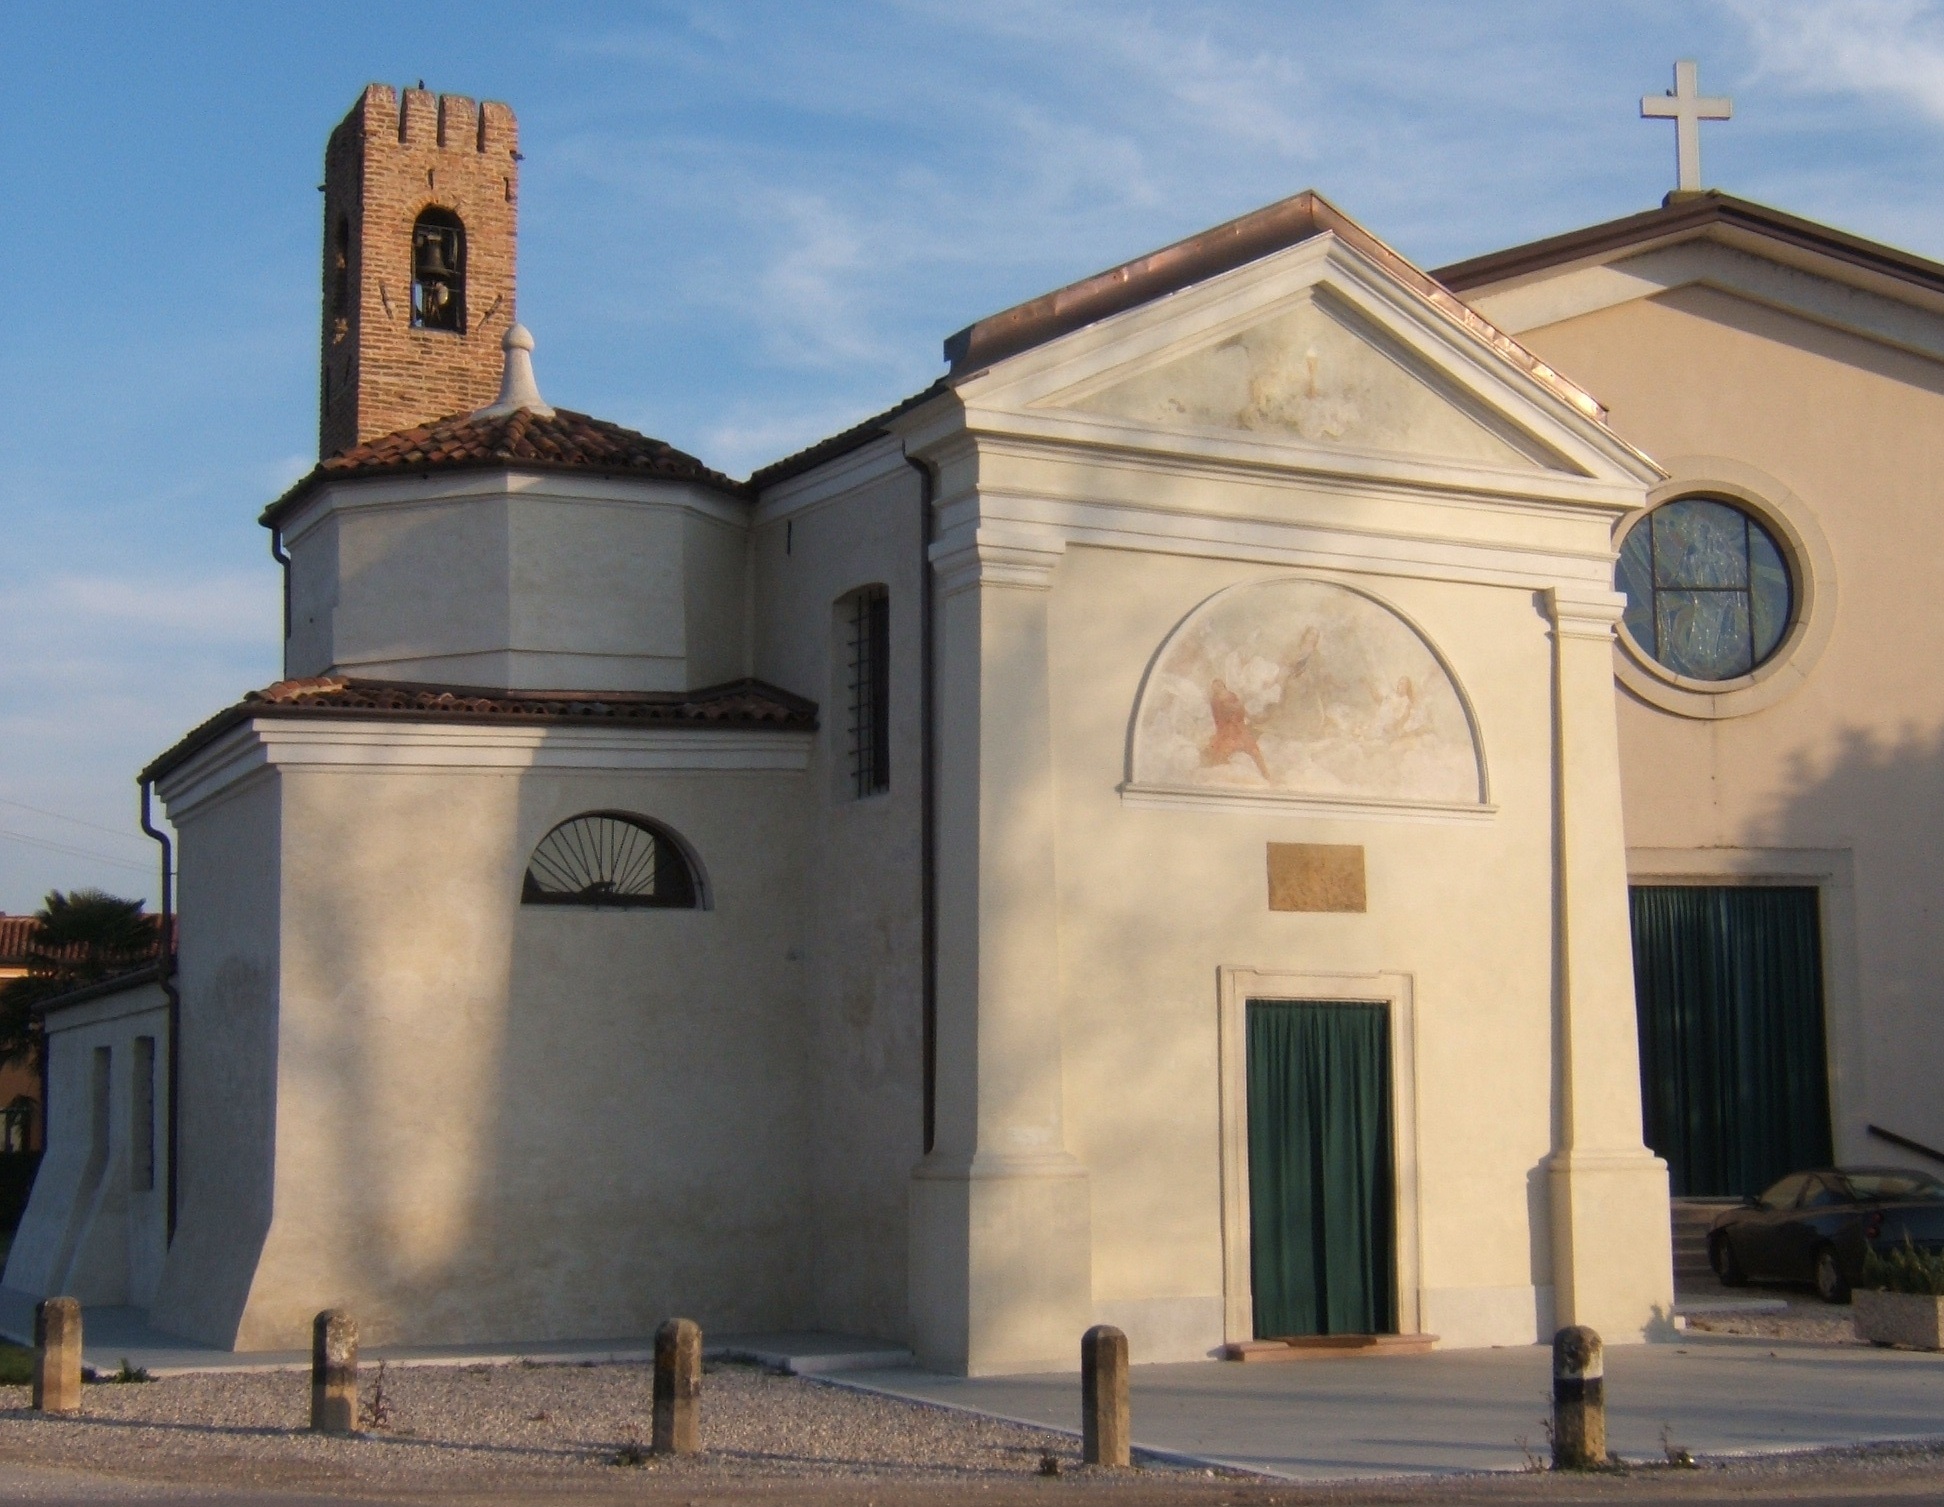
[0,889,160,1072]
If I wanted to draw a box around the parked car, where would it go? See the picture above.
[1709,1166,1944,1303]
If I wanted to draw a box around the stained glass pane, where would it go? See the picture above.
[1749,521,1791,665]
[1652,499,1748,589]
[1657,590,1753,680]
[1617,524,1656,652]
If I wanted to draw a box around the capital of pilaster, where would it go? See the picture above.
[1545,585,1628,641]
[930,526,1066,596]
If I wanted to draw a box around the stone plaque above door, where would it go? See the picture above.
[1268,842,1367,913]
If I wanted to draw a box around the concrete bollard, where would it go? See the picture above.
[652,1317,702,1455]
[1551,1325,1605,1469]
[310,1309,359,1434]
[32,1297,82,1414]
[1081,1324,1130,1467]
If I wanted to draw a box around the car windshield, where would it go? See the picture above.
[1843,1171,1944,1202]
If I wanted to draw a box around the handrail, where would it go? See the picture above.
[1867,1123,1944,1168]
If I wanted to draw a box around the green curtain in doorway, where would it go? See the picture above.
[1246,1000,1396,1337]
[1630,885,1833,1198]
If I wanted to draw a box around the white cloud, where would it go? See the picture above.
[1728,0,1944,125]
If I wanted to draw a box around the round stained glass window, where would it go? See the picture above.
[1617,497,1794,682]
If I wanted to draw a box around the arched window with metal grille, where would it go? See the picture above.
[520,813,703,909]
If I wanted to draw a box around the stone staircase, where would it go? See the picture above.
[1671,1198,1738,1286]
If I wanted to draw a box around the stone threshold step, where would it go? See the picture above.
[1220,1333,1439,1362]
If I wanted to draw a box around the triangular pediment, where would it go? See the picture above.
[1059,287,1550,471]
[908,216,1665,501]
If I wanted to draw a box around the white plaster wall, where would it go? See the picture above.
[2,983,169,1308]
[752,443,926,1343]
[148,775,282,1345]
[213,756,810,1350]
[1513,284,1944,1166]
[283,474,750,693]
[1047,544,1567,1354]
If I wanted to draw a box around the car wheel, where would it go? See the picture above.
[1710,1232,1747,1286]
[1814,1245,1851,1304]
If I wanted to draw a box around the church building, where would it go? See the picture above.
[8,76,1937,1373]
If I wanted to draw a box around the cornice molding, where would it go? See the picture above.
[158,717,812,821]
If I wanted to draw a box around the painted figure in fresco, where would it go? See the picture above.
[1377,674,1431,743]
[1203,677,1271,780]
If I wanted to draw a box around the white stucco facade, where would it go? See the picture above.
[9,193,1707,1372]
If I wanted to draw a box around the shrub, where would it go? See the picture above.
[0,1342,31,1386]
[1862,1238,1944,1296]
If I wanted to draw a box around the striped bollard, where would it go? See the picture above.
[1551,1325,1605,1469]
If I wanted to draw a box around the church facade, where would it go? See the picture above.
[10,83,1935,1372]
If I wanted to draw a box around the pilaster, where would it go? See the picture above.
[909,525,1093,1376]
[1544,587,1673,1340]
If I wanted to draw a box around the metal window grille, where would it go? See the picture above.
[520,812,700,908]
[848,587,890,798]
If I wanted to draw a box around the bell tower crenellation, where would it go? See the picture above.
[318,83,519,458]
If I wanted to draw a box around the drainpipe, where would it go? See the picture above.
[904,453,938,1154]
[139,779,180,1243]
[269,528,291,679]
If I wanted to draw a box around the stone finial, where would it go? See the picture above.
[1551,1324,1606,1469]
[1081,1324,1130,1467]
[311,1308,359,1434]
[652,1317,702,1454]
[472,324,555,420]
[32,1297,82,1414]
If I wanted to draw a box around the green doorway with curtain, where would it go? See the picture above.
[1245,998,1397,1338]
[1630,885,1832,1198]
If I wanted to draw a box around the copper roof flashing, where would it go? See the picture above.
[942,189,1605,421]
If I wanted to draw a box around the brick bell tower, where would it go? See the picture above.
[318,84,519,458]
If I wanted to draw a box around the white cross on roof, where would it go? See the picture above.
[1641,60,1732,194]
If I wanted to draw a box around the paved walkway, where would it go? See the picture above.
[836,1335,1944,1480]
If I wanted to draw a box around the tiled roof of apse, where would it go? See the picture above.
[143,677,819,783]
[263,406,745,529]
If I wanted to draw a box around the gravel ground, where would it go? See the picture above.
[0,1359,1156,1494]
[1677,1276,1864,1344]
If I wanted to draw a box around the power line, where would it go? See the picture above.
[0,796,152,845]
[0,827,156,876]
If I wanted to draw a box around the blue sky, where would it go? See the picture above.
[4,0,1944,910]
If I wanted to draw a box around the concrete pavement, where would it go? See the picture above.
[833,1334,1944,1480]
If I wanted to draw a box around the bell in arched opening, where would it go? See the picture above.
[411,207,466,332]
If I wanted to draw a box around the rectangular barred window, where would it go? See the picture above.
[132,1036,156,1192]
[847,586,890,798]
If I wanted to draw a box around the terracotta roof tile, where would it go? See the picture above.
[263,407,744,529]
[0,915,172,969]
[0,916,38,966]
[144,677,818,784]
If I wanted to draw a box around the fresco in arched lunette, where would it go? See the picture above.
[1130,578,1482,804]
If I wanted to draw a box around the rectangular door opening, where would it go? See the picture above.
[1630,885,1832,1198]
[1245,998,1397,1338]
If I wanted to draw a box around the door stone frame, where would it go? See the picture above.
[1625,848,1861,1177]
[1217,967,1423,1344]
